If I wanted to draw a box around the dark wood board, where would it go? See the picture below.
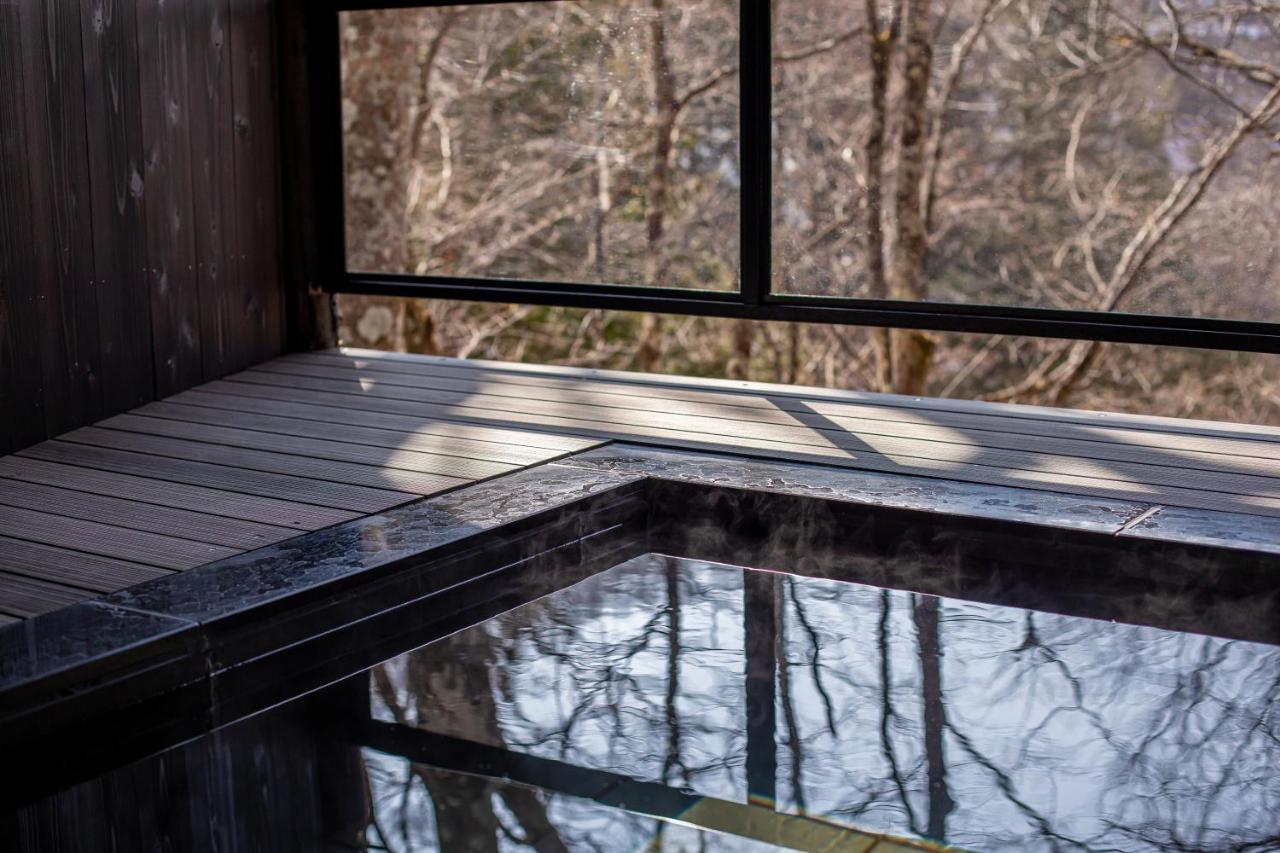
[174,386,602,453]
[229,0,284,367]
[61,426,469,495]
[96,413,519,480]
[137,0,204,396]
[18,440,420,513]
[0,503,237,570]
[0,535,168,593]
[187,0,240,380]
[134,400,568,466]
[0,478,297,550]
[0,455,360,530]
[18,0,103,434]
[0,4,45,452]
[79,0,155,415]
[0,572,94,619]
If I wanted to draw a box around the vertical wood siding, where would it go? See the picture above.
[0,0,287,452]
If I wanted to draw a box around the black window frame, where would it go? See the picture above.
[310,0,1280,353]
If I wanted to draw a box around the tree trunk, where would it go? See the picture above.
[863,0,894,391]
[405,298,441,355]
[419,770,501,852]
[633,0,680,373]
[590,28,612,282]
[914,594,953,841]
[380,634,569,852]
[662,557,683,784]
[393,10,458,356]
[785,323,801,383]
[592,143,610,282]
[728,319,754,379]
[888,0,935,396]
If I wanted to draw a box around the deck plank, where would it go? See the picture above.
[60,426,470,496]
[0,456,359,530]
[0,478,298,550]
[216,372,1280,510]
[0,536,171,592]
[135,400,574,466]
[277,352,1280,463]
[171,387,600,453]
[327,348,1280,445]
[18,441,418,513]
[0,503,238,570]
[255,359,1280,491]
[96,413,518,480]
[0,572,95,619]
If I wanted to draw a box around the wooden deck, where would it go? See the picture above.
[2,347,1278,620]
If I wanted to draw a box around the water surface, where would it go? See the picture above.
[367,554,1280,851]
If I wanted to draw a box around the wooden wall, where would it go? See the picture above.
[0,0,300,454]
[0,701,369,850]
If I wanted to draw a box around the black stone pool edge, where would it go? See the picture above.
[2,442,1277,805]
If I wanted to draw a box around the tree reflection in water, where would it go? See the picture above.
[363,555,1280,851]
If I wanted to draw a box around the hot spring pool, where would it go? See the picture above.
[8,551,1278,851]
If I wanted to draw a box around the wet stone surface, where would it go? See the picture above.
[105,463,641,623]
[557,444,1154,533]
[1120,505,1280,554]
[0,602,196,691]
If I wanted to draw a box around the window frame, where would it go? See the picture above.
[311,0,1280,353]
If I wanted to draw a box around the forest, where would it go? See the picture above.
[336,0,1280,424]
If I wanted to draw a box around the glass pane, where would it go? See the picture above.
[772,0,1280,322]
[340,1,740,290]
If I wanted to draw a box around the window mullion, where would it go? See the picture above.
[738,0,771,308]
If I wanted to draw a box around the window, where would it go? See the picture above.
[317,0,1280,355]
[772,0,1280,328]
[339,1,740,291]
